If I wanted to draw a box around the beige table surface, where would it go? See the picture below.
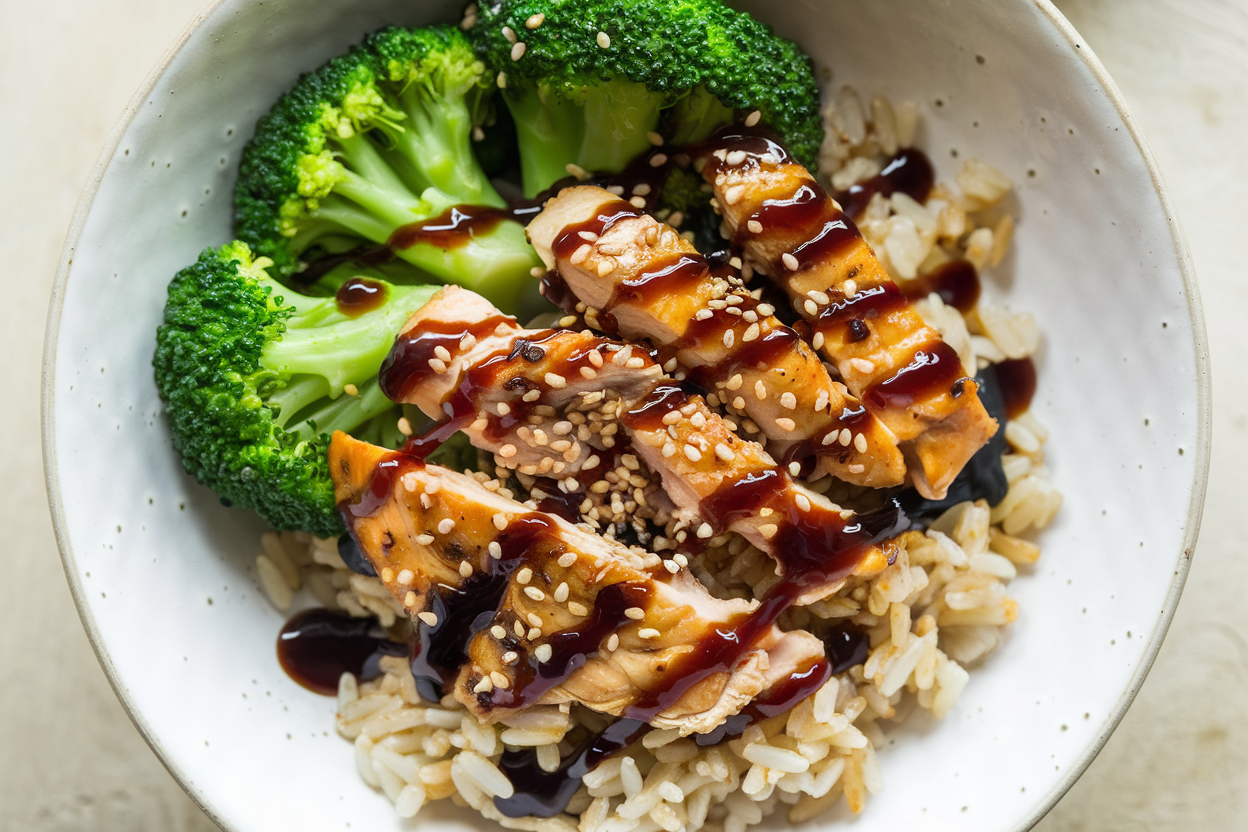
[1,0,1242,829]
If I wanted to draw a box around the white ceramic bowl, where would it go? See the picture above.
[42,1,1210,830]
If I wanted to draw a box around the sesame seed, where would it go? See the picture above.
[434,345,452,362]
[807,290,830,306]
[474,677,493,694]
[812,331,826,350]
[649,153,668,167]
[663,358,679,372]
[496,71,507,88]
[780,392,797,410]
[381,567,394,583]
[843,279,858,297]
[607,633,620,651]
[525,12,545,28]
[723,329,735,348]
[775,417,796,431]
[498,444,518,460]
[647,131,664,146]
[742,322,760,343]
[747,219,763,234]
[804,299,819,316]
[545,372,566,388]
[515,620,526,637]
[815,390,829,411]
[633,183,652,196]
[554,582,569,603]
[850,358,876,374]
[517,567,532,584]
[788,462,801,476]
[745,110,762,127]
[522,389,541,402]
[403,473,419,492]
[755,380,767,400]
[690,412,707,428]
[342,383,360,398]
[420,493,432,509]
[638,628,660,639]
[625,356,647,369]
[528,627,542,640]
[661,442,677,458]
[795,493,812,512]
[588,350,604,368]
[733,396,746,410]
[396,569,415,585]
[491,625,507,639]
[695,308,713,321]
[726,374,744,391]
[404,591,418,607]
[596,31,611,48]
[758,303,775,317]
[569,601,588,616]
[848,463,866,474]
[493,513,509,530]
[428,357,448,373]
[697,522,713,539]
[715,443,736,462]
[416,533,435,545]
[535,644,554,663]
[724,185,744,205]
[839,428,852,446]
[531,266,545,278]
[726,150,747,166]
[625,607,645,620]
[663,560,679,574]
[566,163,589,180]
[759,523,779,539]
[496,402,510,416]
[560,315,579,328]
[683,444,703,462]
[502,25,517,43]
[490,671,510,689]
[418,611,439,626]
[597,259,615,277]
[668,211,684,228]
[630,196,647,209]
[459,560,473,578]
[527,612,543,627]
[854,432,868,453]
[584,454,601,469]
[783,253,800,271]
[524,586,546,601]
[674,554,689,567]
[438,518,456,534]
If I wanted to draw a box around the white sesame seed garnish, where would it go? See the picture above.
[726,374,744,391]
[804,299,819,316]
[493,513,509,531]
[510,41,527,60]
[795,493,812,512]
[545,372,566,388]
[695,308,713,321]
[788,461,802,476]
[498,444,518,459]
[812,331,826,350]
[496,71,507,88]
[780,392,797,410]
[607,633,620,651]
[854,432,869,453]
[625,356,647,369]
[491,624,507,639]
[569,601,588,616]
[625,607,645,620]
[381,567,394,583]
[726,149,747,166]
[474,676,493,694]
[396,569,414,585]
[848,463,866,474]
[850,358,876,374]
[647,131,664,146]
[437,518,456,534]
[683,444,703,462]
[531,266,545,278]
[815,390,829,411]
[723,329,735,348]
[490,671,510,688]
[697,522,713,539]
[428,357,448,373]
[668,211,684,228]
[633,183,652,196]
[403,591,418,607]
[416,533,435,546]
[502,25,517,43]
[782,253,800,271]
[596,31,611,48]
[843,279,858,297]
[525,12,545,28]
[649,153,668,167]
[516,567,532,585]
[808,290,830,306]
[527,612,543,627]
[588,349,604,368]
[402,472,418,492]
[757,303,774,317]
[553,582,569,603]
[745,110,762,127]
[524,586,546,602]
[638,628,660,639]
[458,560,473,578]
[662,441,677,458]
[418,611,439,626]
[535,644,554,663]
[742,322,760,343]
[759,523,779,539]
[629,196,647,209]
[747,220,763,234]
[523,389,541,402]
[515,620,526,637]
[775,417,796,431]
[597,259,616,277]
[663,560,679,574]
[420,493,432,509]
[434,345,452,362]
[755,380,767,400]
[839,428,852,446]
[566,162,589,180]
[715,443,736,462]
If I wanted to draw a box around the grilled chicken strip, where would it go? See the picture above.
[330,431,827,735]
[380,287,904,603]
[526,185,905,489]
[698,132,997,500]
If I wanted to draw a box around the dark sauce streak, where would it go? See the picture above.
[410,573,511,702]
[864,341,967,412]
[337,535,377,577]
[277,609,406,696]
[995,357,1037,419]
[692,658,833,747]
[334,277,388,318]
[388,205,510,251]
[901,260,981,313]
[834,149,936,220]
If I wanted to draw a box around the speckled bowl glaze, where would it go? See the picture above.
[42,1,1210,830]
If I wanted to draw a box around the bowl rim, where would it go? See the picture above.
[40,1,1212,829]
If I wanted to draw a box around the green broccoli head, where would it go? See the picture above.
[469,0,823,196]
[234,25,541,312]
[153,242,437,537]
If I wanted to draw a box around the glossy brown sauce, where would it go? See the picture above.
[388,205,511,251]
[901,260,981,313]
[334,277,388,317]
[995,356,1037,419]
[834,149,936,220]
[864,341,969,412]
[277,608,406,696]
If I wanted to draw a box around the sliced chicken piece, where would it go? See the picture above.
[378,287,904,604]
[329,430,827,735]
[697,132,998,500]
[379,284,662,478]
[526,185,906,489]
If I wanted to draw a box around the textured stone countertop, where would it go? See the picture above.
[1,0,1243,828]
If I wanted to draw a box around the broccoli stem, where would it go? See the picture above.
[389,85,502,206]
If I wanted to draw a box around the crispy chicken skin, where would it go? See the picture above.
[380,287,896,603]
[527,185,906,489]
[697,135,997,499]
[329,431,826,735]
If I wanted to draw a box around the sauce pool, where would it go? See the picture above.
[277,609,406,696]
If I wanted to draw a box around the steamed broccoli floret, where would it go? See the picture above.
[153,242,437,537]
[234,25,540,312]
[469,0,823,196]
